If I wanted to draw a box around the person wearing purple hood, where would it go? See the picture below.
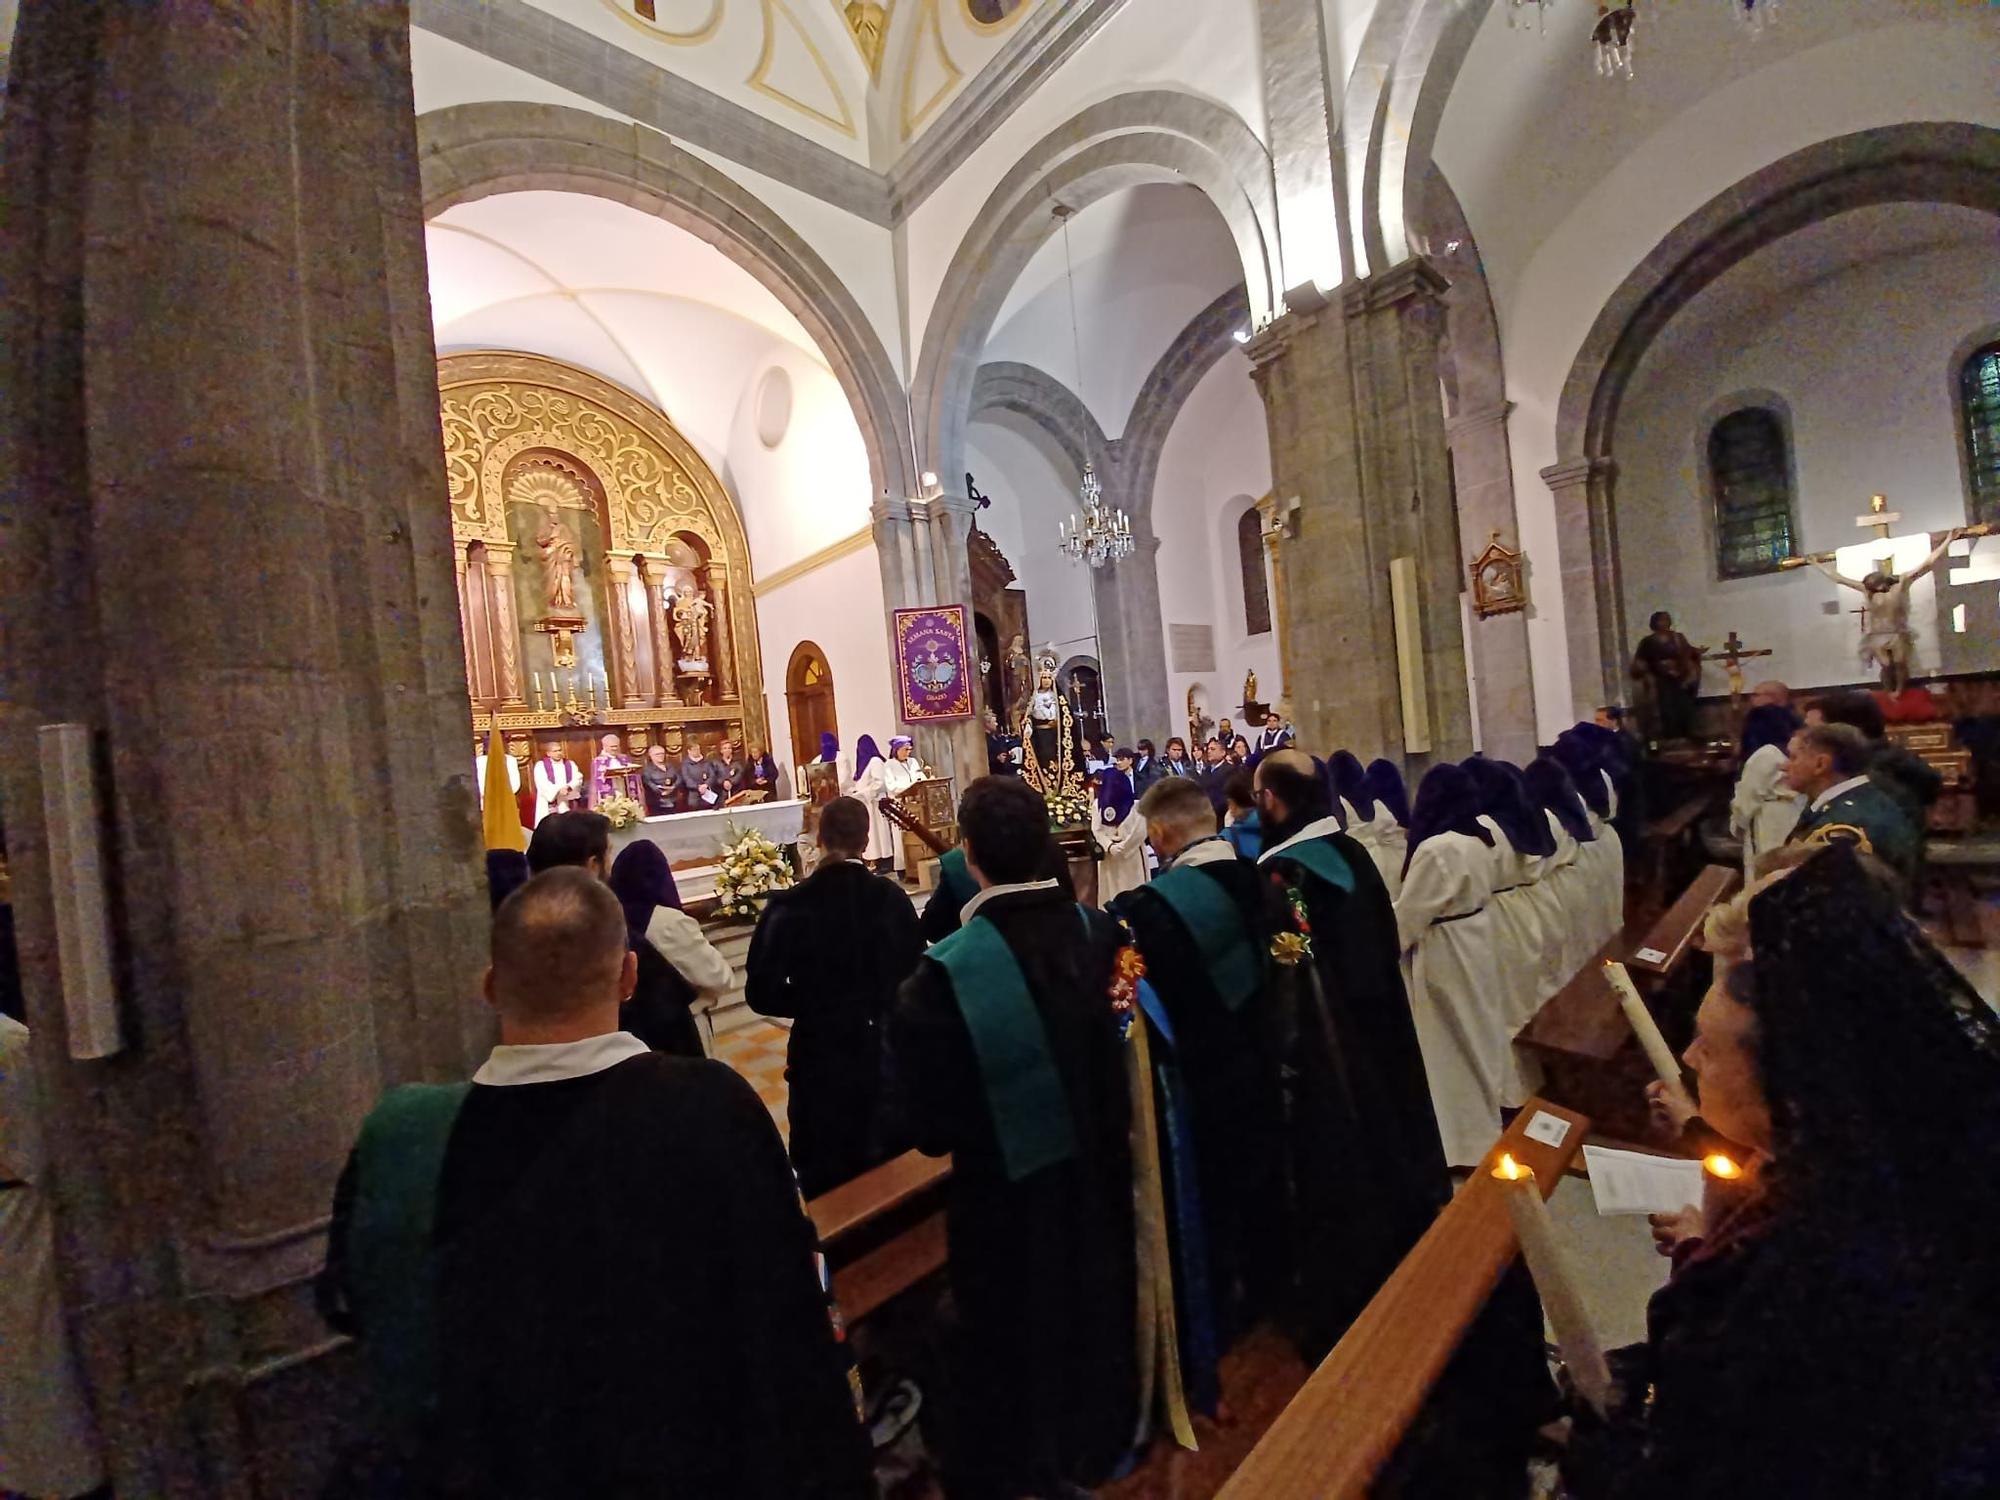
[608,839,733,1058]
[1393,763,1508,1168]
[1461,757,1558,1042]
[1551,730,1627,945]
[1727,703,1805,878]
[1361,757,1412,883]
[1330,750,1403,899]
[851,734,890,869]
[1524,755,1600,982]
[1091,765,1148,901]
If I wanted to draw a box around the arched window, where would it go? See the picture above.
[1237,509,1272,635]
[1958,339,2000,527]
[1707,407,1796,579]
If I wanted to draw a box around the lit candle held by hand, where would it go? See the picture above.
[1494,1152,1612,1415]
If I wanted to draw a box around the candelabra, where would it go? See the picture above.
[1056,464,1134,570]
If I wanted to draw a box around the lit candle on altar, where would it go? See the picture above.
[1493,1152,1612,1414]
[1604,960,1696,1120]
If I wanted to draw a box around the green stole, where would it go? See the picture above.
[930,913,1078,1182]
[345,1081,472,1432]
[1268,831,1357,893]
[1150,863,1261,1012]
[936,845,979,914]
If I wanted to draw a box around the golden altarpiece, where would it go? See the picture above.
[441,351,769,774]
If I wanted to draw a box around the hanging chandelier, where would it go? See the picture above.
[1506,0,1553,33]
[1727,0,1777,34]
[1058,463,1133,569]
[1593,2,1637,78]
[1050,202,1135,571]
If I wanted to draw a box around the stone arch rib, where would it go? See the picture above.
[416,102,914,500]
[912,90,1279,488]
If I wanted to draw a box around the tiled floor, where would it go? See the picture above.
[714,1018,793,1140]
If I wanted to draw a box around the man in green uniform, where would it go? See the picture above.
[1783,721,1921,885]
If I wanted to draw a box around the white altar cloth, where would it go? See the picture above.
[606,798,806,903]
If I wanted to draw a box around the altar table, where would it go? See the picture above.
[606,798,806,903]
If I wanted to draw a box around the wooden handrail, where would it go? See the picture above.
[806,1149,952,1247]
[1217,1099,1590,1500]
[1625,863,1738,978]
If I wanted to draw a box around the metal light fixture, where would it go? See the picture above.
[1727,0,1777,34]
[1052,203,1134,571]
[1593,2,1637,78]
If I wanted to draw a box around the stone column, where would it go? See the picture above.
[1541,456,1625,718]
[603,556,646,708]
[1256,0,1346,290]
[637,555,676,706]
[483,543,529,709]
[708,560,739,702]
[455,540,485,703]
[1448,402,1538,764]
[1245,261,1472,767]
[1256,496,1295,709]
[0,2,489,1492]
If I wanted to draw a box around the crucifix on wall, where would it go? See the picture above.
[1696,630,1772,711]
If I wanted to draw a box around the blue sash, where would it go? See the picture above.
[931,915,1078,1182]
[1150,864,1261,1012]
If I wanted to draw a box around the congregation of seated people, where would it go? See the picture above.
[312,717,2000,1499]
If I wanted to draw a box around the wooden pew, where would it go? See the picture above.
[1642,791,1714,902]
[1517,864,1738,1140]
[806,1150,953,1325]
[1216,1099,1590,1500]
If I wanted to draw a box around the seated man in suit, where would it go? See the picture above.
[1782,721,1920,885]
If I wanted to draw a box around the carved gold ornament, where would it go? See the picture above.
[1469,530,1528,619]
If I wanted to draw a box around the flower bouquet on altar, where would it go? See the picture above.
[712,822,796,921]
[598,794,644,831]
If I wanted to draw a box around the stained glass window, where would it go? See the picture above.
[1237,509,1272,635]
[1708,408,1795,580]
[1960,341,2000,527]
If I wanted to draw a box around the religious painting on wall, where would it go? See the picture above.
[893,605,976,723]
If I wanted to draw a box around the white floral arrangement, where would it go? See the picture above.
[712,822,796,920]
[1043,785,1092,829]
[598,794,644,831]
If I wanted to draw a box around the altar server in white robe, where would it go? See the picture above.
[1328,751,1403,900]
[1729,704,1805,879]
[1091,767,1149,902]
[876,735,928,873]
[1394,765,1518,1167]
[1524,756,1602,983]
[1361,758,1411,896]
[531,746,584,827]
[1462,759,1559,1042]
[1552,734,1624,949]
[1,1014,107,1500]
[475,739,522,809]
[851,735,890,866]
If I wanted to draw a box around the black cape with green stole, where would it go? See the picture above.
[1110,847,1289,1353]
[887,885,1138,1496]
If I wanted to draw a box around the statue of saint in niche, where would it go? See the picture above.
[535,509,582,616]
[671,587,714,670]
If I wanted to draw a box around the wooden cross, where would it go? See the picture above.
[1696,630,1772,709]
[1856,491,1901,574]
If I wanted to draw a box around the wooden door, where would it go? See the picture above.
[786,641,837,771]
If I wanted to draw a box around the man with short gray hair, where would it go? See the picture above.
[1783,721,1920,883]
[321,868,871,1497]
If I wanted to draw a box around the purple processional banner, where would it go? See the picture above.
[892,605,976,724]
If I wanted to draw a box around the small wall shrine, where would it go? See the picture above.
[441,351,768,766]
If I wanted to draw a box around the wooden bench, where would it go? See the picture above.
[806,1150,952,1325]
[1641,791,1715,904]
[1216,1099,1591,1500]
[1517,864,1739,1140]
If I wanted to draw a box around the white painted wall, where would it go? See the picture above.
[963,414,1096,661]
[1151,354,1280,744]
[1616,216,2000,694]
[1430,4,2000,736]
[899,0,1269,362]
[725,347,879,577]
[981,184,1247,437]
[754,544,897,779]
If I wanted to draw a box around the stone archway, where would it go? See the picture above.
[1543,123,2000,709]
[416,102,915,502]
[911,90,1280,489]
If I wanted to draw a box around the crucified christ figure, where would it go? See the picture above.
[1812,530,1961,694]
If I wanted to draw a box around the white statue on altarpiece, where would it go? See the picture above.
[670,587,714,670]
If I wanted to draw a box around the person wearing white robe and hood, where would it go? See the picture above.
[1092,766,1149,902]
